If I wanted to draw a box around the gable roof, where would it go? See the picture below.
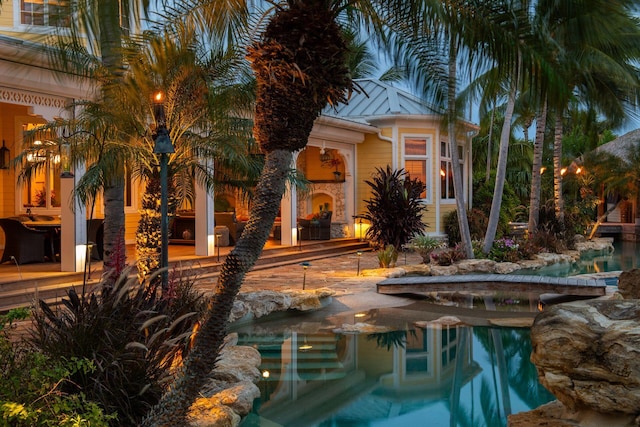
[325,78,442,120]
[596,128,640,161]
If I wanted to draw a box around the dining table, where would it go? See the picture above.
[23,220,61,262]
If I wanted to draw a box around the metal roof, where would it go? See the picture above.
[325,78,441,119]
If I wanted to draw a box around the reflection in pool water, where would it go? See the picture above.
[237,322,553,427]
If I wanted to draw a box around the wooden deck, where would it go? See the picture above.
[377,274,608,297]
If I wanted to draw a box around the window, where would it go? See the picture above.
[21,125,61,211]
[21,0,70,27]
[440,141,464,200]
[404,136,430,200]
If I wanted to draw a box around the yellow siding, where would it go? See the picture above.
[355,131,392,216]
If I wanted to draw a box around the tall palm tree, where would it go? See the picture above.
[142,1,421,424]
[537,0,640,231]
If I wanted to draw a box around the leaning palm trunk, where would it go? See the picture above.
[142,2,352,424]
[587,200,623,241]
[483,68,518,254]
[527,99,547,235]
[447,38,473,259]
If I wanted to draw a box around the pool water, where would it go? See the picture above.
[237,241,638,426]
[236,320,553,427]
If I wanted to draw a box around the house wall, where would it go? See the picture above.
[355,131,392,217]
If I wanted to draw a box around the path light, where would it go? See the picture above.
[152,90,175,291]
[301,261,311,290]
[356,251,362,276]
[216,233,222,262]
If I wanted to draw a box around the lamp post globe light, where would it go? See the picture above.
[153,91,174,290]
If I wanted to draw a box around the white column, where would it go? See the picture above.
[195,164,215,256]
[60,166,87,272]
[280,154,299,246]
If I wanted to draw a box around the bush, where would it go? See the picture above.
[31,267,206,426]
[430,244,466,266]
[377,244,398,268]
[404,235,446,263]
[0,309,115,427]
[443,208,488,246]
[488,238,520,262]
[362,166,427,250]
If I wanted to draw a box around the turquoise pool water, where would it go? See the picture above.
[236,318,553,427]
[517,241,640,277]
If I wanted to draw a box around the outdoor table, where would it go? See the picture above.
[23,221,61,262]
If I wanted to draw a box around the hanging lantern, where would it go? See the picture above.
[60,140,73,178]
[0,139,9,169]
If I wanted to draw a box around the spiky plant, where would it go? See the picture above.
[31,268,206,426]
[362,166,427,251]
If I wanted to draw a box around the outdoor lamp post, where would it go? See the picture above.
[153,91,175,290]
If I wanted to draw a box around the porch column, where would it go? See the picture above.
[60,166,87,272]
[194,160,215,256]
[342,148,356,238]
[280,155,299,246]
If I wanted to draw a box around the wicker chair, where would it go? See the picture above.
[0,218,48,264]
[298,211,332,240]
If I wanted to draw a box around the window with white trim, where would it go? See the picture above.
[440,140,464,200]
[20,0,70,27]
[403,136,430,201]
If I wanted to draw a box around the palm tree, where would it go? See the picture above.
[142,1,424,424]
[116,33,258,281]
[537,0,640,231]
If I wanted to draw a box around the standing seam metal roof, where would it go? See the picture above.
[325,78,442,119]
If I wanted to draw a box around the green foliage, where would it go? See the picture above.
[377,244,398,268]
[31,268,206,426]
[0,311,114,426]
[404,235,446,263]
[443,208,488,245]
[430,244,466,266]
[473,174,519,235]
[362,166,427,251]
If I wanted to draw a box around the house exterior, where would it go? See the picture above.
[0,9,478,271]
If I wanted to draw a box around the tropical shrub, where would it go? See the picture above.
[488,237,520,262]
[430,244,466,266]
[0,309,115,427]
[443,208,488,246]
[377,244,398,268]
[362,166,426,250]
[31,267,206,426]
[405,235,446,263]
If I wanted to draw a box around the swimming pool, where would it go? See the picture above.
[235,309,553,427]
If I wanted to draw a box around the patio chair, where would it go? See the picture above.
[0,217,48,264]
[87,218,104,260]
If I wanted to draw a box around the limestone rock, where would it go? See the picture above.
[414,316,462,327]
[531,300,640,417]
[430,265,459,276]
[494,262,522,274]
[211,345,261,384]
[534,252,574,266]
[189,398,241,427]
[206,381,260,416]
[618,268,640,299]
[233,291,292,320]
[456,258,497,273]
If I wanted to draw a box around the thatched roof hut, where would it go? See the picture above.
[596,129,640,161]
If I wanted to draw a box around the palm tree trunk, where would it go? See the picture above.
[102,179,126,281]
[486,101,496,183]
[527,98,547,235]
[142,149,292,426]
[553,112,564,227]
[483,68,518,254]
[448,38,473,259]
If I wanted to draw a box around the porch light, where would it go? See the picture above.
[60,140,73,178]
[560,167,567,176]
[0,140,9,169]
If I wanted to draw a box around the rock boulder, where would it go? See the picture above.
[618,268,640,299]
[529,300,640,425]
